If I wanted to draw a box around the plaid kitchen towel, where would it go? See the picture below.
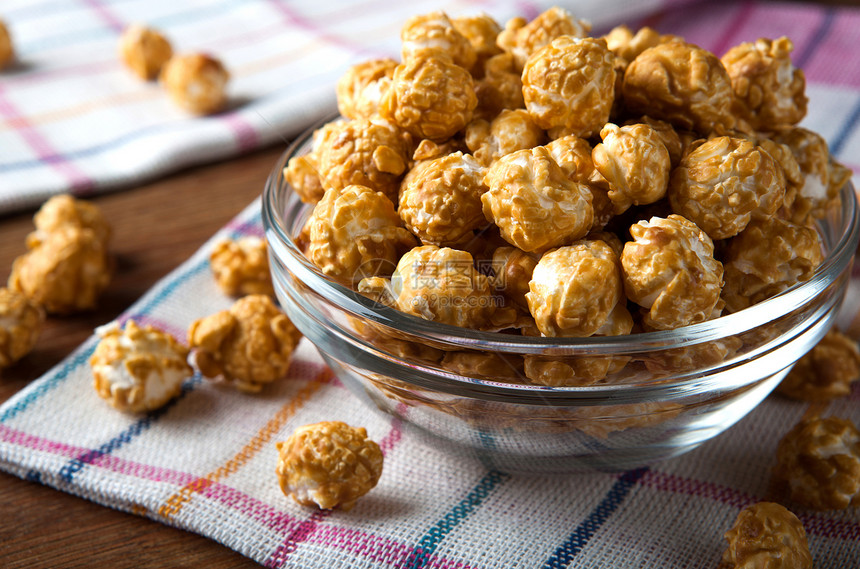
[2,1,860,568]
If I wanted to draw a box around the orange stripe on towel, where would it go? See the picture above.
[157,366,333,520]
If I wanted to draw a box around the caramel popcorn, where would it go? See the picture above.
[772,414,860,510]
[91,320,192,413]
[315,118,412,204]
[160,53,229,115]
[0,19,15,70]
[473,52,524,120]
[390,245,496,329]
[481,146,594,253]
[209,236,275,297]
[398,151,487,246]
[26,194,111,249]
[306,184,416,285]
[521,35,615,139]
[621,214,723,331]
[401,11,476,71]
[668,136,786,240]
[496,6,591,71]
[187,294,303,392]
[526,240,623,337]
[451,13,502,69]
[721,37,807,131]
[0,287,44,369]
[624,116,683,167]
[777,328,860,402]
[524,354,614,387]
[720,217,822,313]
[276,421,383,510]
[465,108,545,166]
[336,58,398,121]
[622,42,735,134]
[490,246,537,309]
[720,502,812,569]
[118,24,173,80]
[380,53,477,141]
[592,122,671,214]
[440,350,524,382]
[283,120,341,205]
[8,226,112,315]
[602,25,680,68]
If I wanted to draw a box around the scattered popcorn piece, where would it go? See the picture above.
[336,58,398,121]
[481,146,594,253]
[398,151,488,246]
[209,236,275,297]
[27,194,111,249]
[720,502,812,569]
[721,216,822,313]
[668,136,786,240]
[160,53,229,115]
[187,294,303,392]
[772,414,860,510]
[401,11,476,70]
[8,226,112,315]
[496,6,591,71]
[0,19,15,70]
[521,35,615,139]
[276,421,384,510]
[721,37,807,131]
[90,320,192,413]
[306,184,416,285]
[777,328,860,402]
[465,108,545,166]
[0,287,44,369]
[118,24,173,80]
[621,214,723,331]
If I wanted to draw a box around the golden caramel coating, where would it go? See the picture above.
[401,11,476,71]
[623,116,683,167]
[543,134,596,184]
[592,123,671,215]
[440,350,524,382]
[336,58,398,120]
[380,53,477,142]
[27,194,111,249]
[0,288,44,369]
[398,152,487,246]
[481,146,594,253]
[187,294,302,392]
[451,13,502,70]
[490,246,537,309]
[622,42,735,134]
[524,354,613,387]
[465,108,546,166]
[160,53,229,115]
[118,24,173,80]
[602,25,680,68]
[209,236,275,297]
[772,415,860,510]
[721,37,807,131]
[8,226,111,315]
[668,136,786,240]
[643,336,741,375]
[315,118,412,204]
[390,245,497,329]
[521,36,615,139]
[91,320,192,413]
[622,214,723,331]
[777,328,860,402]
[720,502,812,569]
[721,217,822,313]
[307,185,416,285]
[526,240,623,337]
[771,126,841,222]
[0,19,14,70]
[276,421,383,511]
[496,6,591,71]
[473,52,525,120]
[283,121,342,205]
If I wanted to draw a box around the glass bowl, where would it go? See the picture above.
[262,123,860,474]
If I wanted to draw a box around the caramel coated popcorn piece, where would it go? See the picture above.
[187,294,302,392]
[440,350,524,382]
[0,19,15,70]
[521,36,615,139]
[490,246,537,309]
[209,236,274,297]
[722,37,807,131]
[473,52,524,120]
[465,109,545,166]
[602,25,679,68]
[398,151,487,246]
[721,217,822,313]
[720,502,812,569]
[777,328,860,402]
[771,126,842,222]
[668,136,785,240]
[380,53,477,142]
[496,6,591,71]
[336,58,398,121]
[401,11,476,71]
[451,13,502,69]
[621,215,723,331]
[276,421,383,510]
[118,24,173,80]
[622,42,735,134]
[8,226,111,315]
[90,320,192,413]
[481,146,594,253]
[27,194,111,249]
[0,288,44,369]
[307,185,416,285]
[772,414,860,510]
[283,120,341,205]
[160,53,229,115]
